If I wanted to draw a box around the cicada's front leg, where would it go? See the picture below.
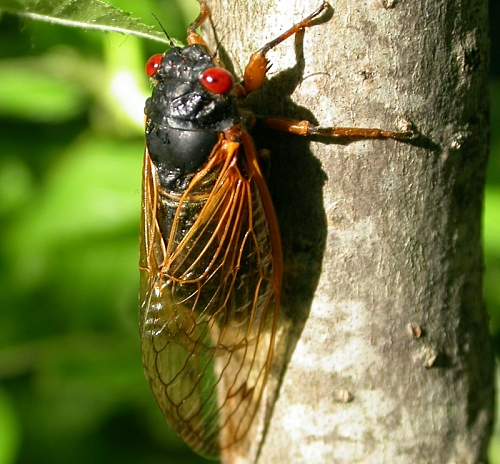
[186,0,210,46]
[241,1,416,141]
[243,1,331,93]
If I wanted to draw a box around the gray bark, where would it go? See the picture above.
[203,0,493,462]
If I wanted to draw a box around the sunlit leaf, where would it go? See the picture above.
[0,0,183,45]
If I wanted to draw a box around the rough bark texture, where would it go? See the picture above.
[203,0,493,463]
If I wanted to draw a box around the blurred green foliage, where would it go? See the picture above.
[0,0,498,463]
[486,79,500,463]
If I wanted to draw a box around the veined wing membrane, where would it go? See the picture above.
[139,136,279,458]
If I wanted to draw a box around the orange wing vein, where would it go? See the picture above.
[139,130,282,459]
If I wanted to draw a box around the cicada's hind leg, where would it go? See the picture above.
[243,1,332,93]
[259,117,417,141]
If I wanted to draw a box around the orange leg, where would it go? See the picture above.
[243,2,331,93]
[186,1,415,141]
[186,0,211,46]
[260,117,416,140]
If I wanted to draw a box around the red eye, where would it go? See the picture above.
[200,67,233,94]
[145,54,163,77]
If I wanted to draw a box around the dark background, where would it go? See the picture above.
[0,0,498,463]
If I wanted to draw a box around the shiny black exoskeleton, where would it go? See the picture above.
[145,44,239,183]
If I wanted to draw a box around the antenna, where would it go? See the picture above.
[149,12,175,47]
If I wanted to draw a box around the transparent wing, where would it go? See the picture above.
[139,133,281,459]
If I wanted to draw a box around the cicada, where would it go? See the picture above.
[140,0,413,460]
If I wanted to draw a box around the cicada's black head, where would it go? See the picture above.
[145,44,239,178]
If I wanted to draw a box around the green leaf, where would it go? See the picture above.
[0,0,183,45]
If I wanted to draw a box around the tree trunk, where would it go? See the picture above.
[204,0,493,462]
